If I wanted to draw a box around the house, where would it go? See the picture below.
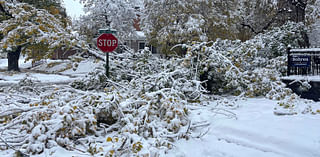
[123,15,158,54]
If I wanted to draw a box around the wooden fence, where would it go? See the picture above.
[287,47,320,76]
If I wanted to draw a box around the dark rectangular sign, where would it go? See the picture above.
[290,55,311,67]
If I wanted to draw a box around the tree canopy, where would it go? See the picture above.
[78,0,141,42]
[0,0,77,62]
[141,0,320,54]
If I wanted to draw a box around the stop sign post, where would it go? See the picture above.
[97,33,118,77]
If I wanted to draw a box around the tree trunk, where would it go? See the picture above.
[7,46,21,71]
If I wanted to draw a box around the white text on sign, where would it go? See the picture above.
[98,39,117,47]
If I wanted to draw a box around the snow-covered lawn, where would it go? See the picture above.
[0,72,76,85]
[0,58,101,85]
[169,98,320,157]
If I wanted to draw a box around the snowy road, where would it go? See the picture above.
[169,98,320,157]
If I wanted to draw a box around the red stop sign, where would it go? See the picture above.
[97,33,118,52]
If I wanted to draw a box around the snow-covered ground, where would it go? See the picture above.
[0,58,100,85]
[0,97,319,157]
[0,58,319,157]
[282,75,320,82]
[169,98,320,157]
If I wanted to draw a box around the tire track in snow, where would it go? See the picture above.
[212,123,320,157]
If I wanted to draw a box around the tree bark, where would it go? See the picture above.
[7,46,21,72]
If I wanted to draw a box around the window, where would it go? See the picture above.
[147,44,157,54]
[139,42,145,50]
[151,46,157,54]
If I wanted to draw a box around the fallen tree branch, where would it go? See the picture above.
[0,107,42,119]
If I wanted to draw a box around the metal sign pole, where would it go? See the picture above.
[106,52,109,77]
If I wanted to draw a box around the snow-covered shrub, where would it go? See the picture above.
[110,48,165,82]
[179,22,305,98]
[71,66,107,90]
[274,93,320,116]
[14,88,98,154]
[66,48,208,156]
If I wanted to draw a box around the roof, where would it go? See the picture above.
[126,31,146,41]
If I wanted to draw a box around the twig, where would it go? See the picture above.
[118,137,128,151]
[192,127,210,139]
[67,145,87,154]
[0,136,17,150]
[0,107,41,119]
[190,122,210,129]
[210,108,237,120]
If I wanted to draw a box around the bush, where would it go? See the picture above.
[179,22,306,98]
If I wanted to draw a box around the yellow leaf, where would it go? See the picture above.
[106,137,112,142]
[73,106,77,110]
[39,25,48,32]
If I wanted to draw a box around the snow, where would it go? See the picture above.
[281,75,320,82]
[1,97,317,157]
[0,57,100,85]
[136,31,146,38]
[0,57,32,70]
[61,60,101,76]
[290,48,320,52]
[1,1,320,156]
[0,73,75,85]
[0,57,320,156]
[168,98,320,157]
[1,58,74,84]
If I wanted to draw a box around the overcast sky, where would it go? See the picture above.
[63,0,85,19]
